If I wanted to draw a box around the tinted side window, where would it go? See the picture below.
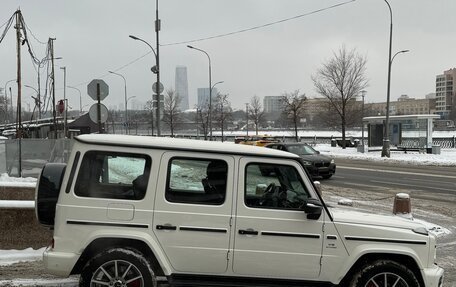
[166,158,227,205]
[245,163,309,210]
[74,151,151,200]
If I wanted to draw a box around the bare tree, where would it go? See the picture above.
[248,95,265,135]
[196,102,210,140]
[0,92,7,124]
[145,100,155,136]
[312,46,368,148]
[213,93,232,141]
[280,90,307,142]
[162,89,182,137]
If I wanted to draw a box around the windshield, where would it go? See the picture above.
[287,145,318,156]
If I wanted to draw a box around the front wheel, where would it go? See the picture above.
[350,260,420,287]
[79,248,157,287]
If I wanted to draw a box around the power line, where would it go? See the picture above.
[74,1,355,88]
[162,0,356,46]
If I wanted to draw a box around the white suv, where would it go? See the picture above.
[35,134,444,287]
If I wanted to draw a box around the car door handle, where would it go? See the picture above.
[239,229,259,235]
[156,224,177,231]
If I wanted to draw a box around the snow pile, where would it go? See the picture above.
[0,248,45,266]
[413,219,452,237]
[315,144,456,166]
[0,173,37,188]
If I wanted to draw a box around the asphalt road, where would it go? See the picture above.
[323,158,456,203]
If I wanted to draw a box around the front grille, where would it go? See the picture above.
[315,162,330,168]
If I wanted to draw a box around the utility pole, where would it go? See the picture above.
[15,10,22,177]
[60,67,67,138]
[15,11,22,139]
[49,38,57,138]
[155,0,161,136]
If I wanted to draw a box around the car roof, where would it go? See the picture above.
[75,134,300,159]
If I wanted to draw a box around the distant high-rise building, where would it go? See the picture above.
[435,68,456,118]
[197,87,218,107]
[175,66,189,111]
[263,96,284,113]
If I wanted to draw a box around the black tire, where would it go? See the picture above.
[79,248,157,287]
[349,259,420,287]
[322,174,333,179]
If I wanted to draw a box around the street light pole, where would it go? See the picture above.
[24,85,39,121]
[245,103,249,137]
[3,79,15,124]
[108,71,128,134]
[129,35,160,136]
[361,90,366,149]
[60,66,67,138]
[381,0,393,158]
[67,86,82,116]
[187,45,213,140]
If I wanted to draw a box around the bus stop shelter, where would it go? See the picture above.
[363,114,440,149]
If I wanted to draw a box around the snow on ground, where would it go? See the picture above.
[315,144,456,166]
[0,248,45,266]
[0,173,37,188]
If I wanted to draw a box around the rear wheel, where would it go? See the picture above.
[79,248,157,287]
[350,260,420,287]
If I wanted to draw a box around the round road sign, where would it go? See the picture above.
[152,82,164,94]
[89,103,109,123]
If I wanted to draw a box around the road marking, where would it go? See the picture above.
[405,177,456,186]
[338,166,456,179]
[370,180,456,193]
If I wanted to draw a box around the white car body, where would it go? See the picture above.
[36,134,444,287]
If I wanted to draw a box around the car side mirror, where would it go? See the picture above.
[316,151,320,154]
[303,199,323,220]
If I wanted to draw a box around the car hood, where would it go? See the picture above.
[300,154,332,162]
[330,208,424,230]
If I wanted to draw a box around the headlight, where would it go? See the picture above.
[330,159,335,164]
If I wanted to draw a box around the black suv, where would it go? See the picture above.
[265,143,336,179]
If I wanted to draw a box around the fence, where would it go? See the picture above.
[0,139,72,177]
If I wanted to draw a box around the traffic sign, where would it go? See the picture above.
[153,94,164,102]
[89,103,108,123]
[87,79,109,101]
[152,82,164,94]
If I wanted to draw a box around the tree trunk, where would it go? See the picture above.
[294,117,299,142]
[341,115,346,149]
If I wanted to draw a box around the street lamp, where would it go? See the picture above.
[24,85,40,121]
[129,35,160,136]
[360,90,366,151]
[3,79,15,124]
[187,45,214,140]
[126,96,136,134]
[245,103,249,137]
[108,71,128,134]
[381,0,411,158]
[60,66,67,138]
[67,86,82,116]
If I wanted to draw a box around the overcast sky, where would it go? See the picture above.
[1,0,455,112]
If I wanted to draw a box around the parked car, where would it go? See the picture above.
[35,134,443,287]
[265,142,336,179]
[236,135,279,146]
